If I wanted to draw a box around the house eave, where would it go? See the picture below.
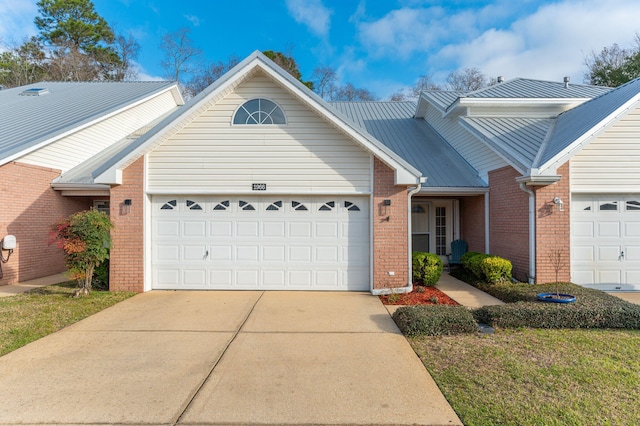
[515,175,561,186]
[417,186,488,196]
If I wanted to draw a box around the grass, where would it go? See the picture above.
[0,281,135,356]
[411,328,640,425]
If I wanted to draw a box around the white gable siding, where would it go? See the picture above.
[571,105,640,193]
[18,90,178,173]
[425,107,506,180]
[147,73,372,194]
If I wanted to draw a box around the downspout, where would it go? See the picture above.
[518,182,536,284]
[484,191,490,253]
[371,182,422,295]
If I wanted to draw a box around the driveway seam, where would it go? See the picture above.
[172,291,265,426]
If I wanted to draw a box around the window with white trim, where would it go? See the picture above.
[233,98,286,125]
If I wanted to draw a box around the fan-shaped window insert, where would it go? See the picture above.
[266,201,283,211]
[319,201,335,211]
[186,200,203,210]
[233,98,286,125]
[213,200,230,211]
[239,200,256,211]
[345,201,360,211]
[627,201,640,211]
[161,200,177,210]
[292,201,308,211]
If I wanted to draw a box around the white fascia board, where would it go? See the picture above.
[94,167,122,185]
[538,97,640,175]
[418,186,488,195]
[256,61,421,185]
[458,117,528,175]
[444,97,588,118]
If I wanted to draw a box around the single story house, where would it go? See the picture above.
[3,51,640,293]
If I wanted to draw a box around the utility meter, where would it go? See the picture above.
[2,235,16,251]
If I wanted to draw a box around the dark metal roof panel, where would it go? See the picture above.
[331,101,486,188]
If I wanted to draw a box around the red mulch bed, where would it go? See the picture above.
[379,285,459,306]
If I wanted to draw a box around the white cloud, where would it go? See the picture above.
[0,0,38,45]
[184,14,201,27]
[286,0,332,37]
[435,0,640,83]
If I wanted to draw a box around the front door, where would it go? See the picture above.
[411,199,457,263]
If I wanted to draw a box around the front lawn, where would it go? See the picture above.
[412,328,640,425]
[0,282,135,356]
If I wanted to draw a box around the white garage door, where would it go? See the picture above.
[151,196,370,290]
[572,194,640,291]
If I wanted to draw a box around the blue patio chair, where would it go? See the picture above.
[446,239,467,271]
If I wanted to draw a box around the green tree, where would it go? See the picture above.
[50,209,113,297]
[34,0,125,80]
[0,37,47,87]
[263,50,314,89]
[584,34,640,87]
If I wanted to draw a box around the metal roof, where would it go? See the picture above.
[420,90,464,112]
[464,78,612,100]
[460,117,555,173]
[0,81,178,164]
[538,76,640,168]
[330,101,486,188]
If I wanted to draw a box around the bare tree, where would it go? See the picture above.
[445,67,488,91]
[410,74,441,97]
[312,65,337,100]
[389,91,407,101]
[111,32,140,81]
[333,83,377,101]
[0,37,47,87]
[160,27,202,83]
[185,55,240,97]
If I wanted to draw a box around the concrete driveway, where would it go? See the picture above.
[0,291,461,425]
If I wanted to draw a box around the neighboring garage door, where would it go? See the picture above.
[151,196,370,290]
[572,194,640,291]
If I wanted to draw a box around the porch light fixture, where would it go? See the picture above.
[553,197,564,212]
[382,199,391,220]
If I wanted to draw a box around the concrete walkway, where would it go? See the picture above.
[436,272,505,308]
[0,291,462,425]
[0,272,68,297]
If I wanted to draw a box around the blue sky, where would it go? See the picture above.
[2,0,640,98]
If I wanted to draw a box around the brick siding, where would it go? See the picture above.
[534,162,571,283]
[109,157,145,292]
[460,194,486,253]
[373,158,409,289]
[0,162,90,285]
[488,166,530,281]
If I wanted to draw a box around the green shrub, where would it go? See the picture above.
[470,282,640,329]
[393,305,478,336]
[412,252,443,286]
[92,259,109,291]
[461,252,512,283]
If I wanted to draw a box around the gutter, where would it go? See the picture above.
[518,182,536,284]
[371,180,423,296]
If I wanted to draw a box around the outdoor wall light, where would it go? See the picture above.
[382,199,391,221]
[553,197,564,212]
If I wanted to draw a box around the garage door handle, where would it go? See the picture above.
[204,250,209,260]
[621,251,624,260]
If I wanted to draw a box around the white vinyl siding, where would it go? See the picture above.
[570,105,640,193]
[18,90,178,173]
[424,107,506,180]
[147,73,371,194]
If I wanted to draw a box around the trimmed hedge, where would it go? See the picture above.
[470,281,640,329]
[393,305,478,336]
[412,252,443,286]
[461,252,512,283]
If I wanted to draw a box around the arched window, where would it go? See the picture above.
[233,98,286,125]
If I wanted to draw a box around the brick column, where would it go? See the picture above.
[109,157,145,292]
[372,158,409,290]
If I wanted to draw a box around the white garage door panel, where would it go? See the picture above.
[152,196,370,290]
[572,194,640,291]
